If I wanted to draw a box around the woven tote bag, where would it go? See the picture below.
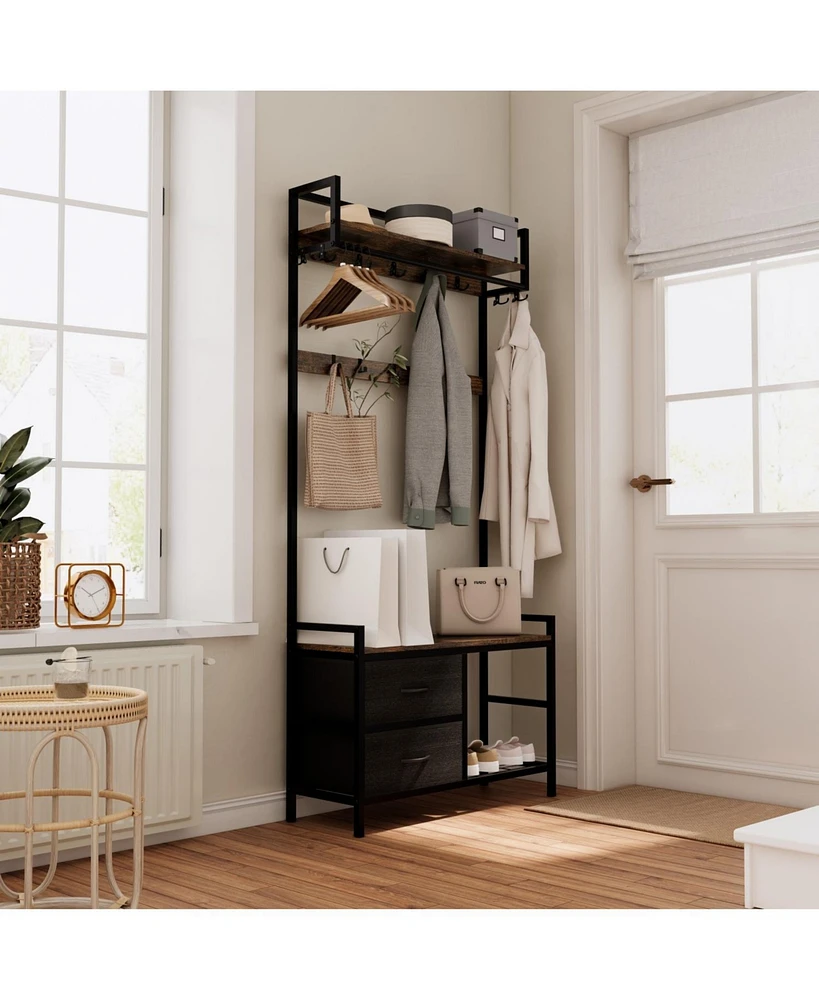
[304,363,383,510]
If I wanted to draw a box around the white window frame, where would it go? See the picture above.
[0,91,165,615]
[655,250,819,528]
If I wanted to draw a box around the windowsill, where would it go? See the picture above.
[0,619,260,651]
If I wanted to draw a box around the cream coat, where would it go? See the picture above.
[479,300,561,598]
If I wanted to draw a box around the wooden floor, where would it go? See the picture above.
[3,783,745,908]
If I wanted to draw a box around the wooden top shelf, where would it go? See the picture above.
[298,221,524,297]
[297,632,552,659]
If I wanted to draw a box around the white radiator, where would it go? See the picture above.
[0,644,203,864]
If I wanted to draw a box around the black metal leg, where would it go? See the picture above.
[546,618,557,797]
[479,651,489,744]
[285,186,300,826]
[479,650,490,787]
[478,290,490,790]
[353,624,366,837]
[461,655,468,780]
[286,179,342,831]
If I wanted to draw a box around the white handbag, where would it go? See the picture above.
[324,528,433,646]
[437,567,522,636]
[297,537,400,648]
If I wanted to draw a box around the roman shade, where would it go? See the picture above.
[627,92,819,278]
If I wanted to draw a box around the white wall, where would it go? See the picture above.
[195,91,512,805]
[509,92,601,771]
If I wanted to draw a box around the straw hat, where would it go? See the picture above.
[324,203,375,226]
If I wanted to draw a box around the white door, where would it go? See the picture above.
[633,252,819,807]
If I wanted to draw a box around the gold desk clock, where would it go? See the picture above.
[55,563,126,628]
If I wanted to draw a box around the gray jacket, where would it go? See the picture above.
[403,276,472,529]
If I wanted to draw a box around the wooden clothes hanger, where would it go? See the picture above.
[352,266,414,313]
[300,264,414,329]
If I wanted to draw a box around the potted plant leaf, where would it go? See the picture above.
[0,427,53,629]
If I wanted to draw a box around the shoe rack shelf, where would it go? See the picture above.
[287,176,556,838]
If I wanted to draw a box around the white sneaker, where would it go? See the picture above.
[496,742,524,767]
[467,739,501,774]
[497,736,536,766]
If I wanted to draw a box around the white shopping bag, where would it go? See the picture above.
[324,529,433,646]
[298,536,401,648]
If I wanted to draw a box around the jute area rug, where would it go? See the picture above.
[525,785,798,848]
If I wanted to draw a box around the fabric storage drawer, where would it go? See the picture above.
[366,655,462,726]
[365,721,462,798]
[453,207,519,261]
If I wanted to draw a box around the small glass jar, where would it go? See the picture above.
[47,650,92,700]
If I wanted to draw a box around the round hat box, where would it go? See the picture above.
[385,204,453,246]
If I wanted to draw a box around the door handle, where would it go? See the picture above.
[630,475,675,493]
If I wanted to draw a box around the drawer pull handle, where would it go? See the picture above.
[401,755,431,764]
[400,686,430,695]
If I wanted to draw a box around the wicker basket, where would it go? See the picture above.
[0,538,42,630]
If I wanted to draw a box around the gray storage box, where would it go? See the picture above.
[452,207,519,261]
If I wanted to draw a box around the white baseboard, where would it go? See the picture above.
[520,757,578,788]
[0,793,342,874]
[557,758,579,787]
[185,791,346,839]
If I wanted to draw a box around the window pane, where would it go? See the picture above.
[0,326,57,452]
[0,327,56,596]
[666,274,752,396]
[62,333,146,463]
[61,468,145,599]
[63,207,147,332]
[667,395,753,514]
[760,388,819,512]
[0,196,58,323]
[28,466,56,599]
[65,92,150,211]
[758,260,819,386]
[0,92,60,196]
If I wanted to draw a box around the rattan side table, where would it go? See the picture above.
[0,685,148,909]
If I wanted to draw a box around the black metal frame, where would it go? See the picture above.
[286,176,553,838]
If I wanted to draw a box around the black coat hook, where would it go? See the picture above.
[389,261,407,278]
[493,294,511,306]
[513,291,529,302]
[453,276,470,292]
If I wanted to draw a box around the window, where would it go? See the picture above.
[661,252,819,519]
[0,92,163,611]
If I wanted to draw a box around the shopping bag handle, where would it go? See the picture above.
[323,546,350,574]
[454,577,507,624]
[325,362,354,418]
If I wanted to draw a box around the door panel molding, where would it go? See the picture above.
[655,553,819,783]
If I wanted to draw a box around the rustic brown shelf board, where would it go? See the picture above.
[298,221,523,296]
[297,349,483,396]
[298,633,553,656]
